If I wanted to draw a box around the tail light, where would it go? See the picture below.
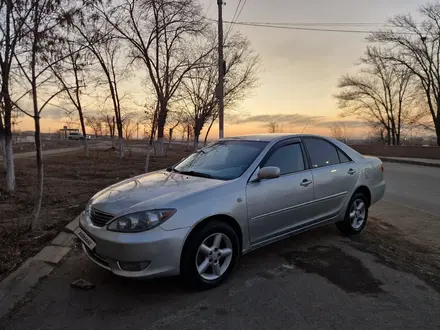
[381,164,384,173]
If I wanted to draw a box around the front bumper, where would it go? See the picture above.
[79,212,190,278]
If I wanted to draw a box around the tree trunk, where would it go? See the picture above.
[186,125,191,151]
[1,101,16,192]
[4,136,15,191]
[78,110,89,157]
[434,115,440,147]
[156,106,167,157]
[30,116,44,231]
[167,128,173,150]
[193,121,202,152]
[387,128,391,146]
[0,133,6,170]
[29,15,43,230]
[117,125,124,159]
[157,137,164,156]
[193,133,200,152]
[436,125,440,147]
[119,136,124,159]
[111,116,115,148]
[204,117,216,146]
[145,143,152,173]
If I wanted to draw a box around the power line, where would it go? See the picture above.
[229,0,242,28]
[239,21,395,27]
[235,0,248,23]
[204,16,419,35]
[225,0,243,39]
[222,20,417,35]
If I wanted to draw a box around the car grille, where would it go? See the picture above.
[90,206,114,227]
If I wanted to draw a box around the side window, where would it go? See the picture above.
[263,143,305,175]
[337,149,352,163]
[303,138,340,168]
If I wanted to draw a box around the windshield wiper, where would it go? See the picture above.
[178,170,214,179]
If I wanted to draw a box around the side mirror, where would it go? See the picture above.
[257,166,280,181]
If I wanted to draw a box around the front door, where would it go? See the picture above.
[246,141,315,244]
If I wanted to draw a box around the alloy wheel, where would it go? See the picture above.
[349,198,366,230]
[195,233,233,281]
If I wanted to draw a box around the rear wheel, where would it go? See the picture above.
[180,221,239,290]
[336,192,368,236]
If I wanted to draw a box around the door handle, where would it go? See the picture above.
[348,168,357,175]
[300,179,313,187]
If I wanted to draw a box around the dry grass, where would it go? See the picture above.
[0,146,191,281]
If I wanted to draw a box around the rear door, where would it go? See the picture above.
[302,137,359,221]
[246,140,315,244]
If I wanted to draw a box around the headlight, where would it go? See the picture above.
[106,209,176,233]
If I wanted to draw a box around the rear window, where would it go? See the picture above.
[337,149,352,163]
[303,138,340,168]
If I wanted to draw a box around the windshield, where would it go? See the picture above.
[173,140,268,180]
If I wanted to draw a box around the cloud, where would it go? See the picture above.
[41,105,101,121]
[232,113,324,125]
[41,106,67,120]
[315,119,369,128]
[226,113,370,132]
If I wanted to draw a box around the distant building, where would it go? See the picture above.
[12,131,35,144]
[59,126,79,140]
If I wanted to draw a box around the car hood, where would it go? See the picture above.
[89,170,226,215]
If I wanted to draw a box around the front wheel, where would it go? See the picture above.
[336,192,368,236]
[180,221,239,290]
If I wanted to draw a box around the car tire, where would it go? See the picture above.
[180,221,239,290]
[336,192,368,236]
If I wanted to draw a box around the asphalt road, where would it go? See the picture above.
[382,162,440,216]
[1,162,440,329]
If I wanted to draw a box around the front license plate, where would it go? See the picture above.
[74,227,97,250]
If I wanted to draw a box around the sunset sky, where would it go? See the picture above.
[17,0,425,139]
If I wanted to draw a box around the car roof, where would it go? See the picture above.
[224,133,364,161]
[226,133,318,142]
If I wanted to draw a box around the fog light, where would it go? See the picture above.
[118,261,151,272]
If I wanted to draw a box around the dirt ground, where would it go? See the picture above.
[0,146,191,282]
[12,139,102,154]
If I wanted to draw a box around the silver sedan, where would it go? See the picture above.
[74,134,385,289]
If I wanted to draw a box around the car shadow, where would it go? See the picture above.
[77,223,341,296]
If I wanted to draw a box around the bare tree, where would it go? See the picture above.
[14,0,90,230]
[369,3,440,145]
[98,0,211,156]
[86,115,103,138]
[70,11,127,158]
[335,46,417,145]
[100,111,116,143]
[183,31,259,151]
[369,122,388,144]
[267,121,282,133]
[0,0,32,192]
[142,101,158,172]
[49,37,93,156]
[165,108,182,151]
[122,113,137,140]
[329,122,349,142]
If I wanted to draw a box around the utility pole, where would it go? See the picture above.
[217,0,225,139]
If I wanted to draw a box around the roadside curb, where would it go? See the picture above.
[0,215,81,320]
[379,157,440,168]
